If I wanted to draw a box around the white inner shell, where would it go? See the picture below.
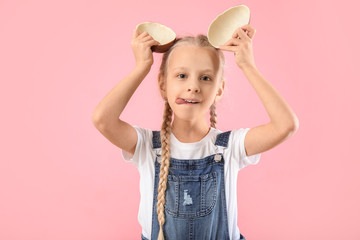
[207,5,250,48]
[136,22,176,45]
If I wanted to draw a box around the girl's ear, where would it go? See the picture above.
[214,79,225,102]
[158,74,167,99]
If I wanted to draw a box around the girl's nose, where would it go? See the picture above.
[187,87,200,93]
[187,82,200,93]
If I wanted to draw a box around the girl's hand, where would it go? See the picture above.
[218,24,257,70]
[131,29,160,69]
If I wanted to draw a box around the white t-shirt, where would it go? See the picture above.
[122,126,261,240]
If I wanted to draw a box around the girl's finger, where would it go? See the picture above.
[237,24,256,39]
[140,32,150,37]
[133,30,147,41]
[142,35,155,42]
[132,29,141,39]
[218,45,237,52]
[223,38,241,46]
[243,25,256,39]
[235,27,248,40]
[140,35,159,46]
[138,31,150,39]
[145,39,161,47]
[232,30,239,39]
[248,28,256,39]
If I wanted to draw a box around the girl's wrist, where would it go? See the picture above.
[239,62,257,71]
[134,62,152,73]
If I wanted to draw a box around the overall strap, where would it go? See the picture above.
[152,130,161,149]
[213,131,232,161]
[215,131,231,147]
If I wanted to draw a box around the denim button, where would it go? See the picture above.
[214,154,222,162]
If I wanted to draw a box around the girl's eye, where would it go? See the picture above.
[201,76,211,81]
[177,74,211,81]
[178,74,186,79]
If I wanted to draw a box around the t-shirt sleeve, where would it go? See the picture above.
[121,126,152,168]
[230,128,261,170]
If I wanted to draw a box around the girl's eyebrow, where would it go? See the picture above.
[171,67,215,73]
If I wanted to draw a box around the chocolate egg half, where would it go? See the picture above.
[207,5,251,48]
[136,22,176,53]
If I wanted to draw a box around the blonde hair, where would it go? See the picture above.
[156,34,225,240]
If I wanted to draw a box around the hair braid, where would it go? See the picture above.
[155,34,225,239]
[157,100,172,240]
[210,102,217,129]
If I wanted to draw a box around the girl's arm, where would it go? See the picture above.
[240,64,299,156]
[92,30,159,155]
[219,25,299,156]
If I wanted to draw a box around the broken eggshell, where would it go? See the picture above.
[136,22,176,53]
[207,5,251,48]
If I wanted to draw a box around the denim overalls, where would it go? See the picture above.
[141,130,246,240]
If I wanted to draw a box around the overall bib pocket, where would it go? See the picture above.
[164,172,217,218]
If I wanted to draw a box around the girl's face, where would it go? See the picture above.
[159,45,225,122]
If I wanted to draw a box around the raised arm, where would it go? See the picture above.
[219,24,299,156]
[91,29,159,155]
[239,64,299,156]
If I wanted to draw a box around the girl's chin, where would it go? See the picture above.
[172,110,207,120]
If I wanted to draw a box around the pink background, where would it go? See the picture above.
[1,0,359,239]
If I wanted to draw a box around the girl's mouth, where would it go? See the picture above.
[176,98,199,104]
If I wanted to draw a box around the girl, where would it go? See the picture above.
[92,24,299,240]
